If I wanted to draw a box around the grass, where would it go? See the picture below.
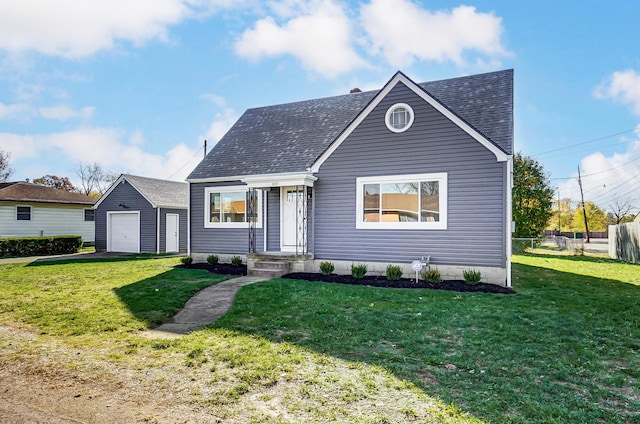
[0,253,638,422]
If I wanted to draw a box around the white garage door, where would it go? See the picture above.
[108,212,140,253]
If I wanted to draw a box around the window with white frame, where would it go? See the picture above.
[356,173,447,229]
[16,205,31,221]
[385,103,414,133]
[204,186,262,228]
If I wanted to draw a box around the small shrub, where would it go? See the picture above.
[463,269,482,285]
[206,254,219,266]
[181,256,193,265]
[385,264,403,280]
[319,261,335,275]
[231,255,243,267]
[422,267,442,283]
[351,263,368,279]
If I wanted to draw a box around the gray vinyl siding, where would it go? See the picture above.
[190,182,264,254]
[95,181,157,252]
[314,82,507,268]
[266,189,280,251]
[159,208,188,252]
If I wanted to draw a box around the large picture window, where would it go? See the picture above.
[356,173,447,229]
[204,186,262,228]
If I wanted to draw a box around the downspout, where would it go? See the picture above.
[187,183,191,256]
[156,208,160,254]
[506,155,513,287]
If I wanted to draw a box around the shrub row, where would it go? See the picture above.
[0,235,83,258]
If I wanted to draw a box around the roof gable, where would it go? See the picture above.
[95,174,188,209]
[0,182,96,205]
[187,70,513,181]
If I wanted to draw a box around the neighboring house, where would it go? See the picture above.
[187,70,514,286]
[0,182,96,243]
[94,174,188,253]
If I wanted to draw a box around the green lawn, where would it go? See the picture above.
[0,254,638,423]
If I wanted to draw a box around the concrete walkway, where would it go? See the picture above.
[143,276,268,338]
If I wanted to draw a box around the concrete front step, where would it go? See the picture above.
[254,260,290,270]
[248,268,288,278]
[248,260,290,278]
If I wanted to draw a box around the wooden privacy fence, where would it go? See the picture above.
[608,223,640,264]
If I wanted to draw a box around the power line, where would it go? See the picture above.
[531,127,638,157]
[166,145,204,180]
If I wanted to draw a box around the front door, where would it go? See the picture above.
[281,186,305,252]
[165,213,179,253]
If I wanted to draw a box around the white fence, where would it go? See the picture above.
[608,223,640,264]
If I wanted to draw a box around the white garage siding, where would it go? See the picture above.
[0,203,95,242]
[107,212,140,253]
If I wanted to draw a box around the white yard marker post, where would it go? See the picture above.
[411,260,423,284]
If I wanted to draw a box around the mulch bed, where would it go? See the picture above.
[182,263,248,276]
[282,272,516,294]
[180,263,514,294]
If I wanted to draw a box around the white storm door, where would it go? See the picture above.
[281,186,305,252]
[108,212,140,253]
[165,213,179,253]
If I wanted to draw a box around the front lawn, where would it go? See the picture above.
[0,254,638,423]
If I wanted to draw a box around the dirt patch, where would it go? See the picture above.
[282,272,516,294]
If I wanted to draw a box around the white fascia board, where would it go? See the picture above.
[188,172,318,187]
[93,174,126,209]
[310,72,508,173]
[93,174,159,209]
[242,172,317,188]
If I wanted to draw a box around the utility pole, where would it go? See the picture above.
[577,166,590,243]
[557,187,561,234]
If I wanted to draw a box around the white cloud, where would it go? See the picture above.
[38,105,94,120]
[235,0,367,78]
[360,0,508,67]
[204,108,238,145]
[0,127,201,182]
[558,135,640,210]
[595,69,640,117]
[0,102,30,120]
[0,0,241,58]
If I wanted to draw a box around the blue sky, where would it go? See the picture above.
[1,0,639,212]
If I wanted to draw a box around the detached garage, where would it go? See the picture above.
[94,174,187,253]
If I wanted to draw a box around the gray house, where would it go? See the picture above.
[187,70,514,286]
[94,174,188,253]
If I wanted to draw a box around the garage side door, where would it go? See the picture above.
[108,212,140,253]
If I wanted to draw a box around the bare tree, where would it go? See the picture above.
[74,162,118,197]
[608,197,636,224]
[0,150,14,182]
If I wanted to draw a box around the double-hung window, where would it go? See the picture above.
[356,173,447,229]
[204,186,262,228]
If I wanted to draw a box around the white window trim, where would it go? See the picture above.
[16,205,32,221]
[385,103,414,133]
[204,186,262,229]
[356,173,447,230]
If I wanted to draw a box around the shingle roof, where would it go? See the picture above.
[123,174,188,208]
[188,69,513,181]
[0,182,97,205]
